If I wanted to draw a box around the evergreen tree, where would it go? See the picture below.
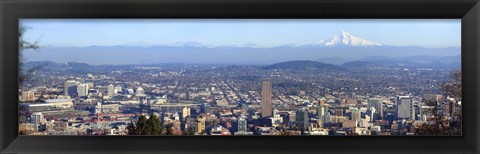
[126,115,148,135]
[145,113,162,135]
[127,114,163,135]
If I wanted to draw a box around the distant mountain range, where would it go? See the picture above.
[343,55,461,68]
[22,31,460,65]
[24,54,460,76]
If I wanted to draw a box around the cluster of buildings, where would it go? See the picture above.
[18,67,461,136]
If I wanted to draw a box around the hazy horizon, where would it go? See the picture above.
[20,19,461,65]
[21,19,461,48]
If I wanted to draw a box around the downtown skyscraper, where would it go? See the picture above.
[397,96,415,120]
[261,82,272,117]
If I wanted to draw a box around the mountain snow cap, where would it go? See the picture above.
[316,31,382,47]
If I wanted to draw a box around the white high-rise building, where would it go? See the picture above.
[77,84,88,97]
[369,107,376,122]
[182,107,191,118]
[64,80,79,97]
[397,96,415,120]
[107,84,115,97]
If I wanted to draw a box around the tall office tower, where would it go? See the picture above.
[77,84,88,97]
[351,109,361,121]
[182,107,191,119]
[30,112,44,124]
[369,107,376,122]
[261,82,273,117]
[317,106,327,119]
[295,108,309,132]
[237,117,248,132]
[397,96,415,120]
[64,80,78,97]
[107,84,115,97]
[317,105,328,127]
[368,98,383,116]
[197,117,206,134]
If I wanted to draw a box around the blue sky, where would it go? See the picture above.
[21,19,461,48]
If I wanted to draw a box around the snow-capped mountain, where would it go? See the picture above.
[25,31,460,65]
[316,31,382,47]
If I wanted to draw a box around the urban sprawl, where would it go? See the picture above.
[19,62,462,135]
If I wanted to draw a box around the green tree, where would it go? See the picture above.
[127,114,163,135]
[127,115,147,135]
[126,121,136,135]
[415,71,462,135]
[442,71,462,99]
[145,113,162,135]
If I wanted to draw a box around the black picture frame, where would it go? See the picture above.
[1,0,479,154]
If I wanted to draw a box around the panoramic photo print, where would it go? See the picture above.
[18,19,461,136]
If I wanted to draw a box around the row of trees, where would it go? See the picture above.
[126,113,197,135]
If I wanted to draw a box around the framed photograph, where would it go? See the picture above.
[1,0,479,154]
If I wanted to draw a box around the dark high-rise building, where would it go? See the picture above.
[296,108,309,132]
[261,82,273,117]
[64,80,79,97]
[368,98,383,117]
